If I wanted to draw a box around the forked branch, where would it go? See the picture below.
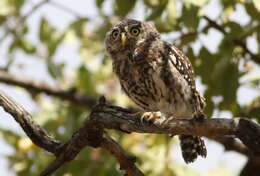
[0,91,260,176]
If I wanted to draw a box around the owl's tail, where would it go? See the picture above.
[179,135,207,163]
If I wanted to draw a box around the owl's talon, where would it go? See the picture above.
[141,111,164,125]
[194,112,206,121]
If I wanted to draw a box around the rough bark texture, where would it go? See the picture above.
[0,91,260,176]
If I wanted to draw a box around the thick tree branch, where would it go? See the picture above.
[0,91,61,154]
[0,92,144,176]
[0,70,97,108]
[1,91,260,175]
[214,136,253,156]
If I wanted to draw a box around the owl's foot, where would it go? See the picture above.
[141,111,166,125]
[194,112,206,121]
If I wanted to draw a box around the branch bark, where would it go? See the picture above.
[0,91,144,176]
[1,91,260,175]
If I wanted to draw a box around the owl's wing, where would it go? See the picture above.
[166,43,206,112]
[168,44,196,90]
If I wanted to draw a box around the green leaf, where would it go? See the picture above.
[143,0,162,7]
[8,38,36,54]
[249,102,260,121]
[180,32,197,46]
[181,4,199,31]
[184,0,209,6]
[166,0,176,25]
[20,39,36,54]
[204,89,215,117]
[0,15,7,25]
[239,24,259,40]
[257,25,260,47]
[211,55,239,110]
[196,47,239,114]
[5,0,25,11]
[69,18,88,38]
[245,2,260,20]
[248,74,260,88]
[76,65,98,96]
[220,0,236,8]
[197,47,217,84]
[39,17,54,43]
[95,0,104,8]
[0,129,21,146]
[21,25,29,35]
[114,0,136,17]
[224,21,243,38]
[9,38,19,53]
[253,0,260,12]
[39,17,64,57]
[47,58,64,79]
[146,0,168,20]
[13,0,25,10]
[154,20,174,33]
[238,97,260,121]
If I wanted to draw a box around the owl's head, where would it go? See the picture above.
[105,19,159,58]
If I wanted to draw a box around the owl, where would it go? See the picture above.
[105,19,207,163]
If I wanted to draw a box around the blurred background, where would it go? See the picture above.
[0,0,260,175]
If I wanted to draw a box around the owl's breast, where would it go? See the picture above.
[112,44,195,118]
[114,59,158,110]
[149,64,195,118]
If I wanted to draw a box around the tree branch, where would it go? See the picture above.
[203,16,260,65]
[0,92,144,176]
[0,0,50,44]
[0,91,61,154]
[0,70,97,108]
[48,1,88,20]
[1,91,260,175]
[214,137,251,155]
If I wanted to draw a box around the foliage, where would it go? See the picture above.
[0,0,259,175]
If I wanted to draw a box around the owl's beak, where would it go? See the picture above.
[121,33,127,46]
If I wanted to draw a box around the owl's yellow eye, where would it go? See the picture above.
[111,30,120,39]
[130,27,140,36]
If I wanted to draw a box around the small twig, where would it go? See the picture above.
[0,70,97,108]
[203,16,260,64]
[101,134,144,176]
[23,0,50,20]
[0,0,50,44]
[203,16,227,34]
[48,1,88,20]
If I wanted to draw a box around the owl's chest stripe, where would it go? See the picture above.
[144,76,158,100]
[121,83,150,109]
[136,67,158,102]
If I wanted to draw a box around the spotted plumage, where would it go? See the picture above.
[105,19,207,163]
